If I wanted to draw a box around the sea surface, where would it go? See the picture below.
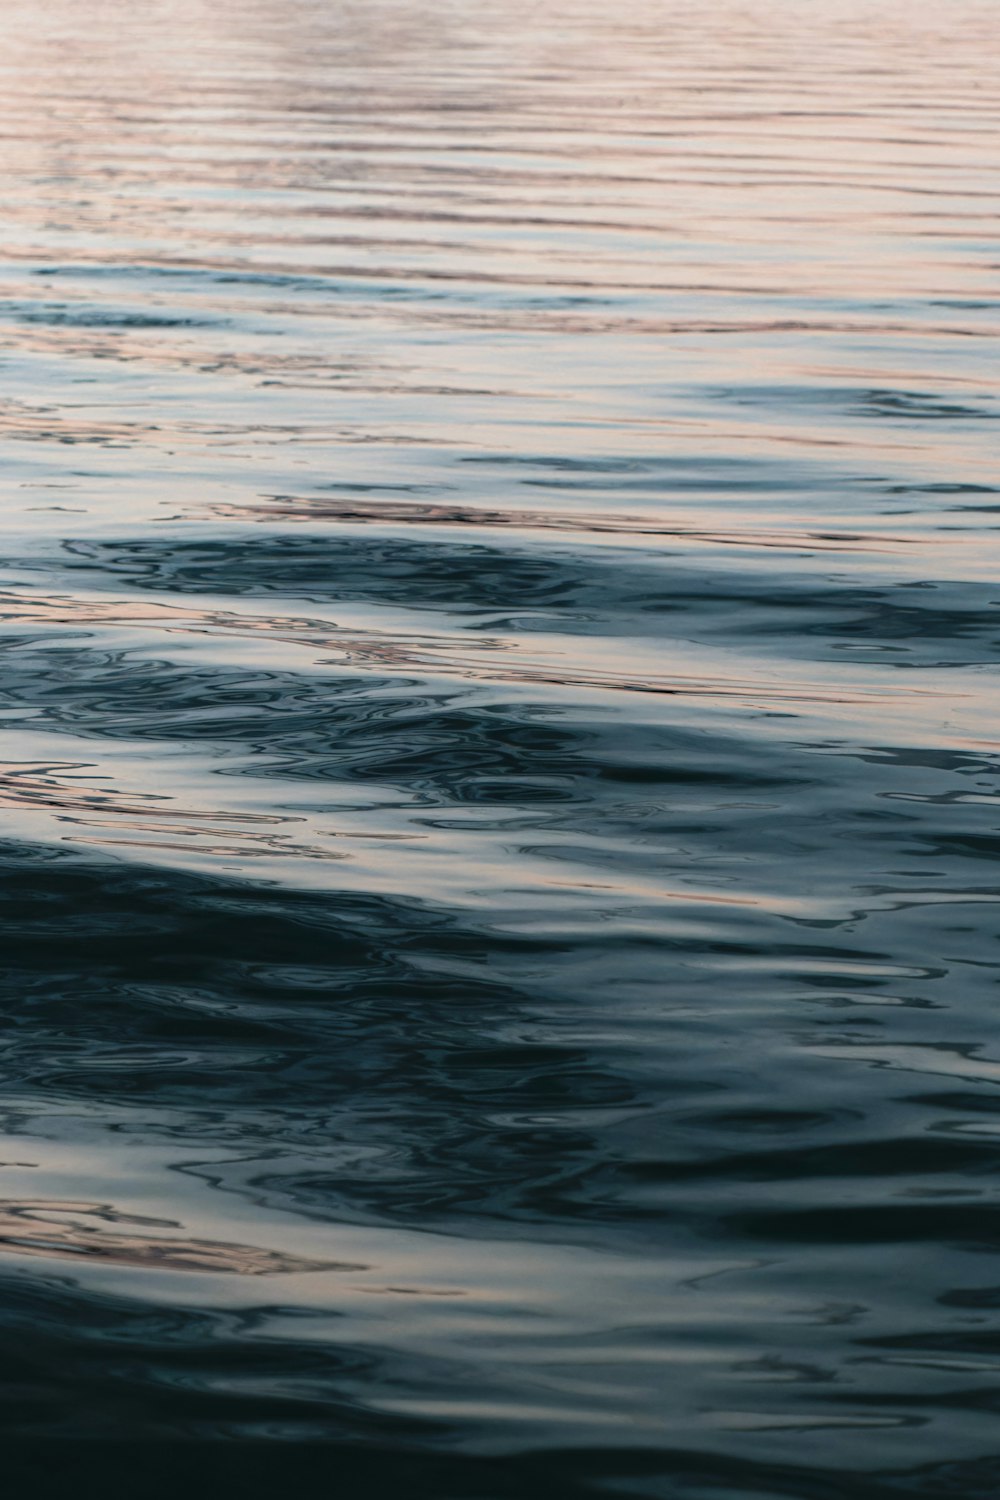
[1,0,999,1493]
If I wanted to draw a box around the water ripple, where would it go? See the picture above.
[0,0,998,1491]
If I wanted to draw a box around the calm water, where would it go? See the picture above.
[1,0,999,1492]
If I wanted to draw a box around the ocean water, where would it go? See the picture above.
[1,0,999,1492]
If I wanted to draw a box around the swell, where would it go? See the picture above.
[0,0,998,1488]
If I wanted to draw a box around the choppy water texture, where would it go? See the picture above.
[1,0,999,1492]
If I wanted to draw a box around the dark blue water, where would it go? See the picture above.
[1,0,1000,1492]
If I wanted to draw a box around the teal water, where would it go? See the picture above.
[1,1,999,1493]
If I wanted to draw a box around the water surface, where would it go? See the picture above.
[1,1,1000,1493]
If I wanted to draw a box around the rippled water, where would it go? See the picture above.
[2,0,999,1491]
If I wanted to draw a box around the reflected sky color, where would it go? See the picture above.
[0,0,999,1493]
